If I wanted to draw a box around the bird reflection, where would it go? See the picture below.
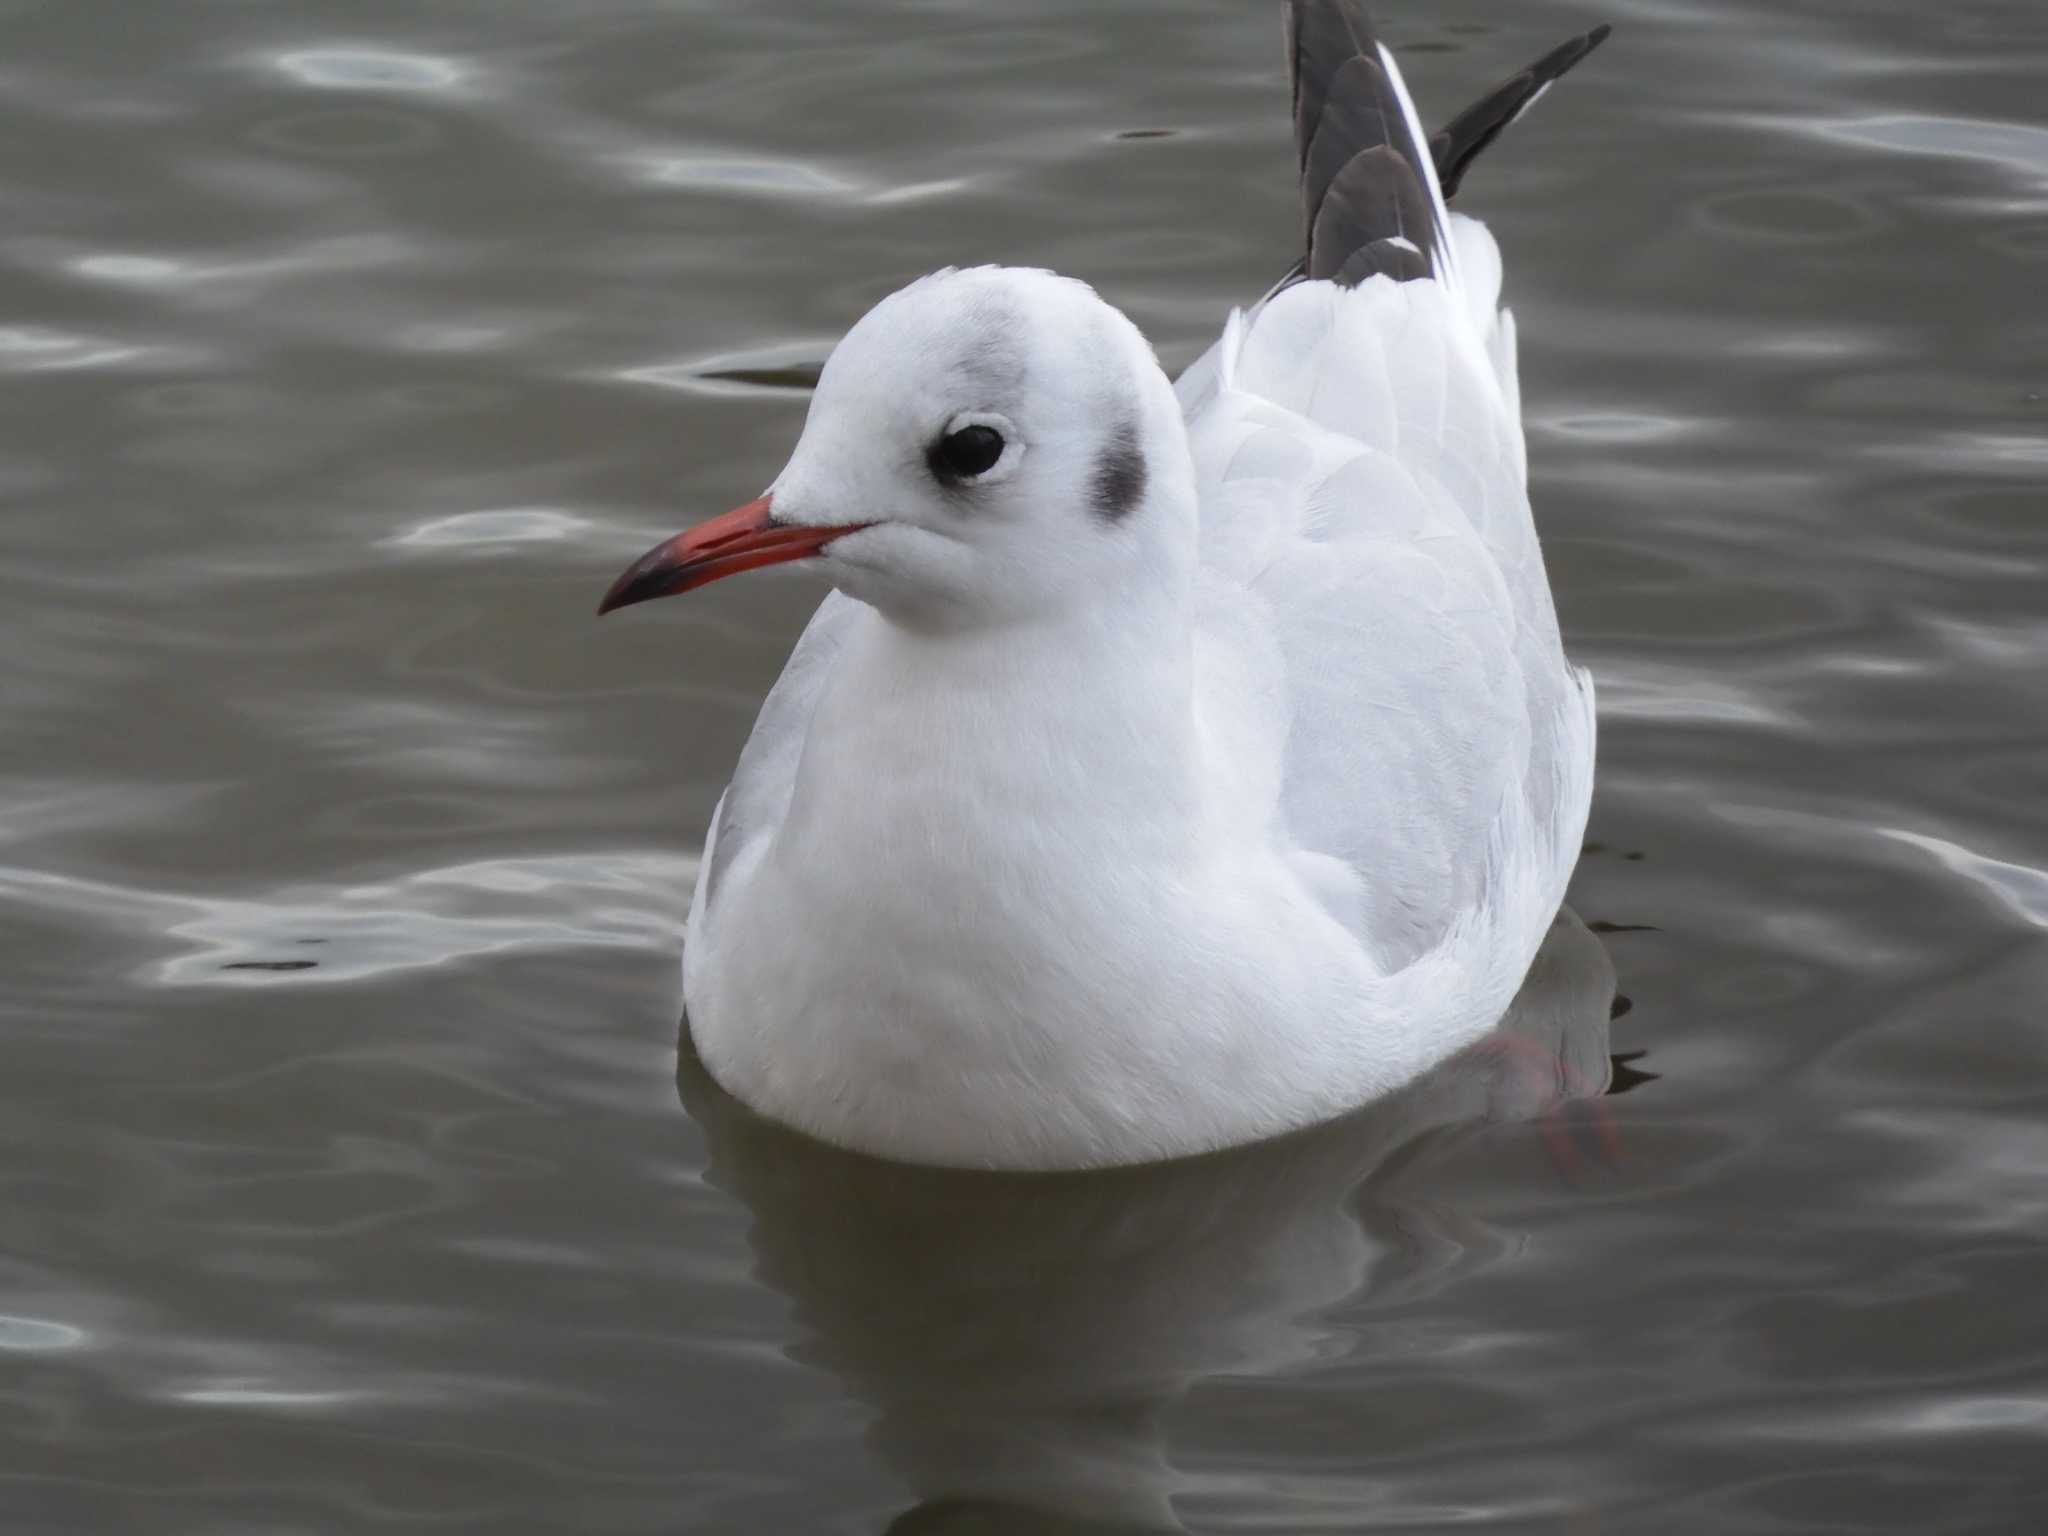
[677,909,1620,1534]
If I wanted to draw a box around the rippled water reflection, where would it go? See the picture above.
[4,0,2045,1529]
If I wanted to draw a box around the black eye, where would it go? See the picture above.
[930,423,1005,483]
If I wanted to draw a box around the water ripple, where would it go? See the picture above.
[1813,113,2048,186]
[383,508,598,550]
[1876,827,2048,928]
[610,340,831,398]
[248,108,442,160]
[0,326,167,372]
[626,154,860,199]
[267,48,472,94]
[0,852,693,986]
[0,1314,87,1353]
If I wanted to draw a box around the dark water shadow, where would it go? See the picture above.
[677,908,1620,1533]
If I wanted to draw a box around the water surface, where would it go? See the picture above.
[4,0,2046,1529]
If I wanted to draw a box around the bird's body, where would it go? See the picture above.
[603,3,1607,1169]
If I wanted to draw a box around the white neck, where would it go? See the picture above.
[781,479,1203,885]
[817,612,1186,841]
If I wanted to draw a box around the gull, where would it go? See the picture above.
[600,2,1609,1170]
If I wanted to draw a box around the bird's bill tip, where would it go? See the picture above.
[597,495,869,616]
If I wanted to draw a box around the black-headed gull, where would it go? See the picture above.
[601,2,1608,1169]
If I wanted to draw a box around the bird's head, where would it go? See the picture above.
[599,265,1190,632]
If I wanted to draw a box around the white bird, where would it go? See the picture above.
[601,2,1608,1170]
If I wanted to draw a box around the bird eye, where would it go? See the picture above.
[931,423,1005,482]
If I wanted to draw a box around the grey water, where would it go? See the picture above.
[4,0,2046,1529]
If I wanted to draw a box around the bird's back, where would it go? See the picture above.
[1177,3,1599,973]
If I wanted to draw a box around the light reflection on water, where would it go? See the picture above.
[3,0,2046,1530]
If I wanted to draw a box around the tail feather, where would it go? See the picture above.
[1428,24,1612,199]
[1287,1,1448,285]
[1317,146,1434,283]
[1282,3,1610,291]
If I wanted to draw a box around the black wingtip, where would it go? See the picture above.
[1429,22,1614,201]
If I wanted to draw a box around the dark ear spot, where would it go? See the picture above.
[1090,418,1147,522]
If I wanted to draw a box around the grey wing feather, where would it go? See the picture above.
[1180,241,1586,969]
[693,589,861,931]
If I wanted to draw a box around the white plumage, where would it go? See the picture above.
[602,6,1603,1168]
